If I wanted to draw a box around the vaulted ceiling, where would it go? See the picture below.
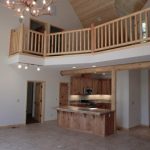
[69,0,148,27]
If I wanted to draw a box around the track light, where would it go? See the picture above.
[18,64,22,69]
[24,65,28,70]
[37,66,41,71]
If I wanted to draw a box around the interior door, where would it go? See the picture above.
[59,83,68,107]
[34,82,43,122]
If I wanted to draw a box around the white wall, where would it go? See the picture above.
[116,71,130,129]
[0,0,79,126]
[129,70,141,128]
[140,69,150,126]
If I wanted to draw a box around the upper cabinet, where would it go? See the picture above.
[70,77,111,95]
[70,77,82,95]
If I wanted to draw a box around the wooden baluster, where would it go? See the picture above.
[54,34,57,53]
[139,13,143,40]
[134,15,138,41]
[69,32,71,52]
[116,21,119,45]
[112,22,115,45]
[105,25,107,47]
[96,28,98,49]
[58,33,60,53]
[101,26,104,48]
[76,32,78,51]
[108,24,111,46]
[65,33,67,52]
[121,20,123,43]
[80,31,82,51]
[51,34,54,54]
[125,18,128,42]
[62,33,64,53]
[84,30,86,50]
[88,30,90,50]
[130,17,133,42]
[72,32,74,51]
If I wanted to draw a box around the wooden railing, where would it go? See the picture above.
[9,8,150,57]
[46,28,92,56]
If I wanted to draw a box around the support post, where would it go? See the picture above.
[44,30,47,57]
[19,23,24,53]
[91,23,96,53]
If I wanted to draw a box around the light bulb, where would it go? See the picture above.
[32,1,36,5]
[18,64,22,69]
[25,7,30,12]
[20,15,24,19]
[6,0,10,4]
[17,8,21,12]
[47,6,51,12]
[33,10,36,14]
[43,0,46,5]
[72,66,76,69]
[37,67,40,71]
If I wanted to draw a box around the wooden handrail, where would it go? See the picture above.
[9,7,150,57]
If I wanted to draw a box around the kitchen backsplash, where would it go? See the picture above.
[69,95,111,101]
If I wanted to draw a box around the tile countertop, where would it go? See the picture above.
[57,106,114,116]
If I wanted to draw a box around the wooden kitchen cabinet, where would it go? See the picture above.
[99,79,111,95]
[70,77,82,95]
[92,79,99,94]
[70,77,111,95]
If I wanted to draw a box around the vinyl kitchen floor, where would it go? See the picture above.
[0,121,150,150]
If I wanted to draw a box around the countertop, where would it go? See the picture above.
[57,106,114,116]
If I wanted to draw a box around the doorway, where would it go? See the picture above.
[26,81,44,124]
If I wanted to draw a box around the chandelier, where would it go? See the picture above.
[1,0,55,19]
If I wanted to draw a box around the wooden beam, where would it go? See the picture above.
[60,61,150,76]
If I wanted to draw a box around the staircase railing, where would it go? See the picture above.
[9,8,150,57]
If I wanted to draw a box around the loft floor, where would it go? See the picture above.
[0,121,150,150]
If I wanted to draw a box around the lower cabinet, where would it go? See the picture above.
[96,103,111,109]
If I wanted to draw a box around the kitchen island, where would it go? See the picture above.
[57,106,115,136]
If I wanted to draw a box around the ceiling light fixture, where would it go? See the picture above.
[92,65,96,68]
[37,66,41,71]
[1,0,55,19]
[24,65,28,70]
[18,64,22,69]
[72,66,77,69]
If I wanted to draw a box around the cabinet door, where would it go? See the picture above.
[97,80,102,94]
[101,79,111,95]
[92,79,99,94]
[70,77,81,95]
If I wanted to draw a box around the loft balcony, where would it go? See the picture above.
[9,8,150,61]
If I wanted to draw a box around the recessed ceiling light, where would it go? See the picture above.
[102,73,106,76]
[92,65,96,68]
[72,66,76,69]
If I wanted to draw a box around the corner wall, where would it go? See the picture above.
[0,0,79,126]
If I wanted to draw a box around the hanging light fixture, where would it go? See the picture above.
[1,0,55,19]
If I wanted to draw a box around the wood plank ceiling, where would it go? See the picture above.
[69,0,148,27]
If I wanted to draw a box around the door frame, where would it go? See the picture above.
[26,80,46,124]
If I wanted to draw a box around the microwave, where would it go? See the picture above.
[83,88,93,95]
